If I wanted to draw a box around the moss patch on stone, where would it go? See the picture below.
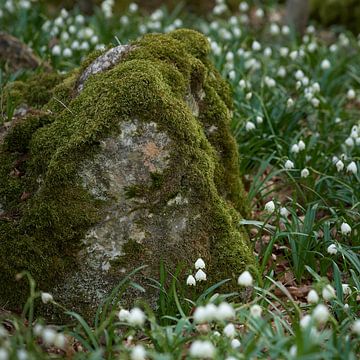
[0,29,254,315]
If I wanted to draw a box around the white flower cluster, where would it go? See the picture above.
[186,258,207,286]
[118,307,146,327]
[194,302,235,323]
[33,323,67,349]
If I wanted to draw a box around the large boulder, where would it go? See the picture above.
[0,29,254,319]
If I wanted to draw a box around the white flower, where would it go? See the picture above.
[250,304,262,318]
[336,160,344,172]
[311,98,320,107]
[300,314,312,328]
[252,41,261,51]
[264,200,275,214]
[131,345,146,360]
[16,349,27,360]
[54,333,67,349]
[340,222,351,235]
[297,140,305,151]
[313,304,329,324]
[51,45,61,56]
[264,47,272,57]
[255,8,264,18]
[321,59,331,70]
[239,2,249,12]
[301,168,309,178]
[291,144,299,154]
[129,3,139,13]
[347,161,357,174]
[289,345,297,357]
[307,289,319,304]
[217,302,235,321]
[280,207,289,217]
[281,25,290,35]
[345,137,354,147]
[237,270,253,286]
[270,23,280,35]
[347,89,356,100]
[245,92,253,100]
[119,309,130,321]
[63,48,72,58]
[0,349,8,360]
[186,275,196,286]
[277,66,286,77]
[42,328,57,346]
[231,339,241,349]
[322,284,336,301]
[194,306,208,323]
[342,284,352,296]
[327,244,337,255]
[33,323,43,336]
[195,269,207,282]
[195,258,205,269]
[256,116,263,124]
[41,292,53,304]
[128,308,146,327]
[264,76,276,87]
[285,160,294,169]
[223,323,236,338]
[245,121,255,131]
[352,319,360,335]
[189,340,216,358]
[204,303,218,321]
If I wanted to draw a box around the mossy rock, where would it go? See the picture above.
[310,0,360,33]
[0,29,254,320]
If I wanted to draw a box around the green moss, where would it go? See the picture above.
[5,72,64,109]
[0,29,254,313]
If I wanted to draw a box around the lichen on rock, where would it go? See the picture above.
[0,29,255,319]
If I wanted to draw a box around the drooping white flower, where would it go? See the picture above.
[264,200,275,214]
[33,323,44,336]
[270,23,280,35]
[336,160,344,172]
[186,275,196,286]
[223,323,236,338]
[131,345,147,360]
[281,25,290,35]
[300,314,311,328]
[287,98,294,107]
[345,137,354,147]
[289,345,297,357]
[54,333,67,349]
[239,2,249,12]
[51,45,61,56]
[312,304,329,324]
[41,292,53,304]
[327,244,337,255]
[341,222,351,235]
[301,168,310,178]
[245,92,253,100]
[204,303,218,321]
[347,89,356,100]
[320,59,331,70]
[285,160,294,169]
[250,304,262,318]
[291,144,299,154]
[342,284,352,296]
[296,140,305,152]
[194,306,208,323]
[119,309,130,321]
[231,338,241,349]
[322,284,336,301]
[280,207,290,217]
[195,258,205,269]
[307,289,319,304]
[217,302,235,321]
[256,116,263,124]
[195,269,207,282]
[128,308,146,327]
[42,328,57,346]
[252,40,261,51]
[16,349,27,360]
[189,340,216,358]
[237,270,253,286]
[347,161,357,174]
[352,319,360,336]
[245,121,255,131]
